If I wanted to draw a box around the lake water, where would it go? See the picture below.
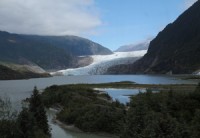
[0,75,197,138]
[95,88,146,104]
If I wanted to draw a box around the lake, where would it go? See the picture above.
[0,75,197,138]
[95,88,146,104]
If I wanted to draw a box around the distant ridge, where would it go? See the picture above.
[21,34,112,56]
[115,40,150,52]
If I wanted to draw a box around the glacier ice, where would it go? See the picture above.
[51,50,147,76]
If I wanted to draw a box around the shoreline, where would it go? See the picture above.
[45,81,199,138]
[49,108,119,138]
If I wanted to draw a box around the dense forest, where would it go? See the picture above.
[42,85,125,134]
[41,83,200,138]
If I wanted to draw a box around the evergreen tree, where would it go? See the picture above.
[17,108,35,138]
[190,109,200,138]
[194,82,200,93]
[29,87,50,136]
[122,94,148,138]
[0,119,18,138]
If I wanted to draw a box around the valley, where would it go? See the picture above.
[0,0,200,138]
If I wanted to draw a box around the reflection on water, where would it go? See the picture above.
[96,88,145,104]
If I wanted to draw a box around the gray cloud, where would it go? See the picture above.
[0,0,101,35]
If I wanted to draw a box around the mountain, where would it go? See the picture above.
[108,1,200,74]
[0,31,112,71]
[115,40,150,52]
[0,64,49,80]
[23,35,112,56]
[0,31,74,70]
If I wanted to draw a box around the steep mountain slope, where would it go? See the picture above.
[110,1,200,74]
[23,35,112,56]
[0,31,112,70]
[0,64,49,80]
[115,40,150,52]
[0,31,73,70]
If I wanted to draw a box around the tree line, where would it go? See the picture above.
[41,83,200,138]
[0,87,50,138]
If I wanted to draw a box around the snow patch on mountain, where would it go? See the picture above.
[193,69,200,75]
[51,50,147,76]
[115,39,151,52]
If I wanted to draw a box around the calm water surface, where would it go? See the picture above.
[0,75,197,138]
[96,88,146,104]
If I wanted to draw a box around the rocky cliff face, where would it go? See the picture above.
[109,0,200,74]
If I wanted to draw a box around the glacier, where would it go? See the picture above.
[51,50,147,76]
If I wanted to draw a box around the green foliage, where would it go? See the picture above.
[122,88,200,138]
[33,129,49,138]
[0,88,51,138]
[0,96,12,119]
[29,87,50,136]
[41,84,200,136]
[16,87,51,138]
[190,109,200,137]
[17,108,36,138]
[74,104,124,133]
[41,85,125,134]
[0,119,19,138]
[0,97,18,137]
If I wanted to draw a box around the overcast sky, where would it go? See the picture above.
[0,0,198,50]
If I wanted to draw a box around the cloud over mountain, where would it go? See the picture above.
[0,0,101,35]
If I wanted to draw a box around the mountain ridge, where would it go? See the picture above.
[115,40,150,52]
[0,30,112,71]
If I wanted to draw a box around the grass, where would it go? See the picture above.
[59,81,197,93]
